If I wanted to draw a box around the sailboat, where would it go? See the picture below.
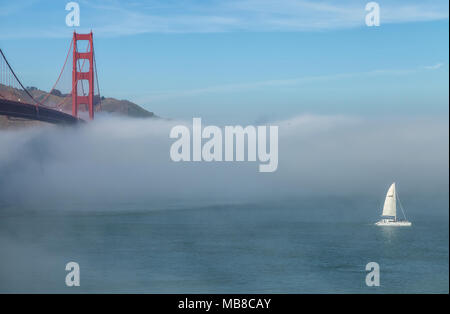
[375,182,412,226]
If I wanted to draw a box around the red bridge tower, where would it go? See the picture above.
[72,32,95,120]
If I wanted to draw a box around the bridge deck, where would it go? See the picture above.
[0,98,82,124]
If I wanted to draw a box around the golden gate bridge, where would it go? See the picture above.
[0,32,101,124]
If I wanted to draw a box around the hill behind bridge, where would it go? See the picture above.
[0,84,156,129]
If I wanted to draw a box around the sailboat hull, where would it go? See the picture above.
[375,220,412,227]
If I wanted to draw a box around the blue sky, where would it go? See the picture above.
[0,0,448,122]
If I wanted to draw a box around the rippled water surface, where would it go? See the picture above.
[0,201,448,293]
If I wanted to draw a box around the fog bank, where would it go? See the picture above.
[0,114,448,211]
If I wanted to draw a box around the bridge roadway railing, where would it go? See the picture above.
[0,98,82,124]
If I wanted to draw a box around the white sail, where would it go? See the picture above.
[382,183,396,218]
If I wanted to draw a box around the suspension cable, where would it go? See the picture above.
[40,37,74,105]
[93,47,102,111]
[0,48,40,109]
[48,39,89,111]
